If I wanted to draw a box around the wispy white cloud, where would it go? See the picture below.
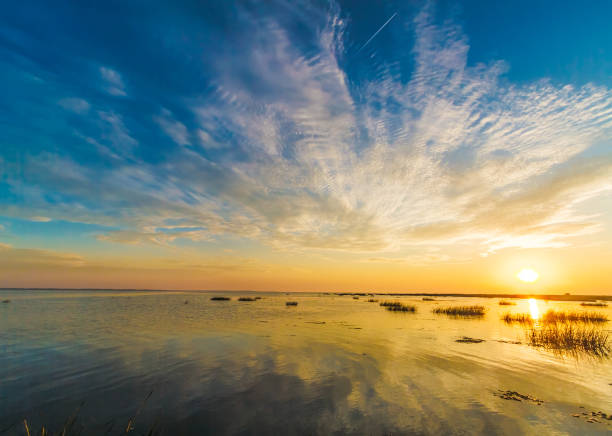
[155,109,190,146]
[100,66,126,96]
[58,97,90,114]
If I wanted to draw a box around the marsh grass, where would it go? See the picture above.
[526,323,610,357]
[210,296,231,301]
[498,300,516,306]
[367,299,378,303]
[541,310,608,323]
[502,313,534,324]
[433,305,485,317]
[580,302,608,307]
[238,297,257,302]
[380,301,416,312]
[422,297,435,301]
[286,301,298,306]
[352,296,359,300]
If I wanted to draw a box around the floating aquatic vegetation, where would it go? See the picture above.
[210,296,231,301]
[498,300,516,306]
[422,297,435,301]
[367,298,378,303]
[494,390,543,405]
[580,302,608,307]
[286,301,298,306]
[455,337,485,343]
[238,297,257,301]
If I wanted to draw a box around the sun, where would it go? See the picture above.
[517,268,539,283]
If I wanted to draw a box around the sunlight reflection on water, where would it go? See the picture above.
[0,290,610,435]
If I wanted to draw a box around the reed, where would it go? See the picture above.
[526,323,610,356]
[379,301,416,312]
[502,313,534,324]
[286,301,298,306]
[367,299,378,303]
[498,300,516,306]
[580,302,608,307]
[432,305,485,317]
[422,297,435,301]
[238,297,257,302]
[210,296,231,301]
[541,310,608,323]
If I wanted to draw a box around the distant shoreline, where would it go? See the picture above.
[0,288,610,301]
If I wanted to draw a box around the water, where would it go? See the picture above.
[1,290,611,435]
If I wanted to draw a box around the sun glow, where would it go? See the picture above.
[517,268,539,283]
[528,298,540,320]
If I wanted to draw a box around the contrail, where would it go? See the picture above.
[357,12,398,53]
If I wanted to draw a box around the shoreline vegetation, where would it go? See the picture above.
[3,289,612,303]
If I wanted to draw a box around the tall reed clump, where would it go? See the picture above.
[379,301,416,312]
[526,323,610,357]
[498,300,516,306]
[541,310,608,324]
[286,301,298,306]
[433,305,485,317]
[210,296,231,301]
[580,302,608,307]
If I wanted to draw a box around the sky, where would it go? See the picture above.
[1,0,611,293]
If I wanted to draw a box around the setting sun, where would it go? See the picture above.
[517,268,539,283]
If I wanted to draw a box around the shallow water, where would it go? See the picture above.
[1,290,611,435]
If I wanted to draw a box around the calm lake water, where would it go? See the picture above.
[1,290,611,435]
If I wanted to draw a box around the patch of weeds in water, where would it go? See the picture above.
[455,337,485,343]
[352,296,359,300]
[380,301,416,312]
[286,301,298,306]
[498,300,516,306]
[367,298,378,303]
[502,313,534,324]
[1,299,10,303]
[542,310,608,323]
[433,305,485,317]
[238,297,257,301]
[422,297,435,301]
[210,296,231,301]
[580,302,608,307]
[526,323,610,357]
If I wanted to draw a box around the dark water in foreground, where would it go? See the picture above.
[1,290,611,435]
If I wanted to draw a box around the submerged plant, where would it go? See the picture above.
[433,305,485,317]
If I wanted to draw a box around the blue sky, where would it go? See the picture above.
[1,1,611,290]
